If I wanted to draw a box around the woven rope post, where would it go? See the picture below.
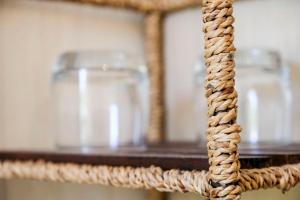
[3,1,300,199]
[145,12,166,200]
[202,0,242,199]
[145,12,165,142]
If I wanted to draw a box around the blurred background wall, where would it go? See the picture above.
[0,0,300,199]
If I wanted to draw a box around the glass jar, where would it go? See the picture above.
[194,49,292,144]
[52,50,148,149]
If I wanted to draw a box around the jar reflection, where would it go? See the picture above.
[194,49,292,144]
[52,51,148,149]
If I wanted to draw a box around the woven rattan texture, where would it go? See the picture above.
[145,12,165,142]
[51,0,202,13]
[144,11,165,199]
[1,160,300,198]
[1,0,300,199]
[202,0,241,199]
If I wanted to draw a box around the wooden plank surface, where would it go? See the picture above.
[0,142,300,170]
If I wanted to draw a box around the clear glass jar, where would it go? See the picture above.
[52,50,148,149]
[194,49,292,144]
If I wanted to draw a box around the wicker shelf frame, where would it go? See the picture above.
[1,0,300,199]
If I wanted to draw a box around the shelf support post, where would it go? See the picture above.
[145,11,165,143]
[202,0,242,199]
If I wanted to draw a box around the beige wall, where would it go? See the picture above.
[1,0,300,199]
[0,0,144,149]
[165,0,300,141]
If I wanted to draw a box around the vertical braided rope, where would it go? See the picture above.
[145,12,165,142]
[145,13,166,200]
[47,0,203,13]
[202,0,242,199]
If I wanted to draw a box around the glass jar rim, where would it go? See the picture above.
[195,48,282,75]
[235,48,281,70]
[53,50,147,75]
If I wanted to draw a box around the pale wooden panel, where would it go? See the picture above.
[165,0,300,143]
[4,180,145,200]
[0,0,144,149]
[0,0,145,199]
[170,185,300,200]
[0,181,6,200]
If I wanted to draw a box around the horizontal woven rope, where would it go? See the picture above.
[50,0,202,13]
[0,160,209,196]
[0,160,300,197]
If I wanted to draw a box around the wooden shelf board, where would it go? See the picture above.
[0,142,300,171]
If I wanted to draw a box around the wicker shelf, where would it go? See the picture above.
[1,142,300,171]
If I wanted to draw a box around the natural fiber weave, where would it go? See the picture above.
[1,0,299,199]
[48,0,202,13]
[145,12,165,142]
[240,164,300,193]
[0,160,209,196]
[1,160,300,198]
[144,12,166,199]
[202,0,241,199]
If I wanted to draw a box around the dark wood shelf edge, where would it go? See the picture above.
[0,142,300,171]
